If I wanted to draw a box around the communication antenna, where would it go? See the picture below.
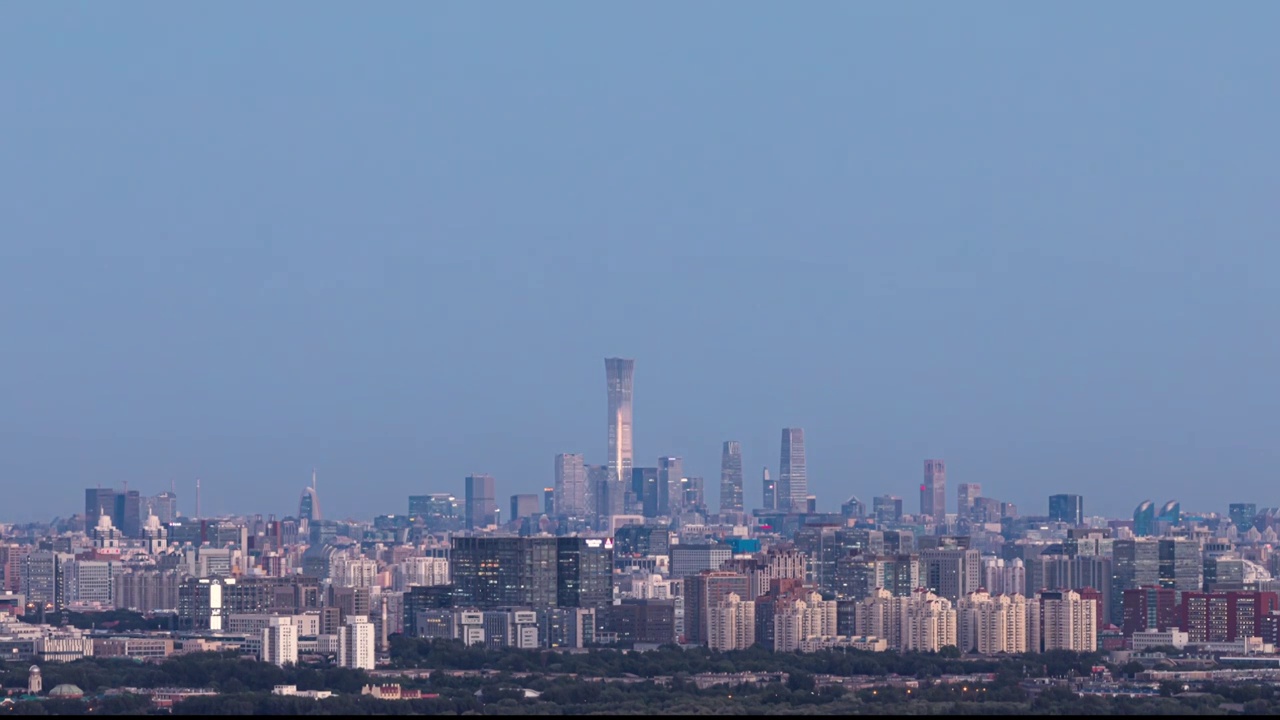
[196,478,202,519]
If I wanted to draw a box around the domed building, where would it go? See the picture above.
[27,665,41,695]
[47,684,84,700]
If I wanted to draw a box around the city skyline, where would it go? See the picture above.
[10,351,1276,524]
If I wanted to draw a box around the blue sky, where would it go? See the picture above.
[2,2,1278,521]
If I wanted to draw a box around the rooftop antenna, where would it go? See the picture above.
[312,468,317,490]
[196,478,202,519]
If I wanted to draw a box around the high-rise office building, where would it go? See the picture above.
[408,493,460,525]
[1157,500,1181,527]
[719,441,744,514]
[919,547,982,603]
[1048,494,1084,526]
[1110,538,1203,626]
[299,477,321,523]
[84,488,118,531]
[670,544,734,582]
[873,495,904,524]
[605,357,635,497]
[150,492,178,524]
[66,559,114,605]
[841,495,866,520]
[834,554,919,600]
[761,467,776,511]
[451,536,558,608]
[956,483,980,518]
[587,464,617,519]
[633,467,659,517]
[509,494,540,525]
[1035,553,1113,624]
[778,429,807,512]
[614,525,671,557]
[555,537,614,609]
[680,475,705,515]
[464,474,498,530]
[449,537,612,610]
[921,459,946,522]
[657,457,683,516]
[1229,503,1258,532]
[121,490,144,538]
[1133,501,1156,537]
[23,551,71,609]
[554,453,588,518]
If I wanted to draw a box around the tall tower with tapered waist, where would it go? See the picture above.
[605,358,635,514]
[778,428,807,512]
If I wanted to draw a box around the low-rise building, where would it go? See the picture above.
[1130,630,1189,651]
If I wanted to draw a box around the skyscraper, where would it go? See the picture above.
[464,474,498,530]
[634,467,660,518]
[719,441,744,514]
[299,471,321,523]
[510,494,540,524]
[1157,500,1181,526]
[85,488,118,531]
[778,429,807,512]
[554,453,588,518]
[1049,494,1085,526]
[150,491,178,523]
[921,460,946,522]
[956,483,981,519]
[449,536,612,609]
[1133,501,1155,537]
[1229,503,1258,532]
[761,467,776,511]
[121,490,144,538]
[586,464,617,520]
[874,495,904,524]
[680,476,705,515]
[605,357,635,498]
[657,457,683,516]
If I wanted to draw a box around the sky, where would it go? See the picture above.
[2,2,1279,522]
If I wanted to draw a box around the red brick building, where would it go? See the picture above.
[1179,591,1279,643]
[1122,587,1178,637]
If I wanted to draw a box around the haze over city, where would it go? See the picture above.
[4,2,1280,521]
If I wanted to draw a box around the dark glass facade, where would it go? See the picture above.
[1048,494,1084,526]
[449,537,613,610]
